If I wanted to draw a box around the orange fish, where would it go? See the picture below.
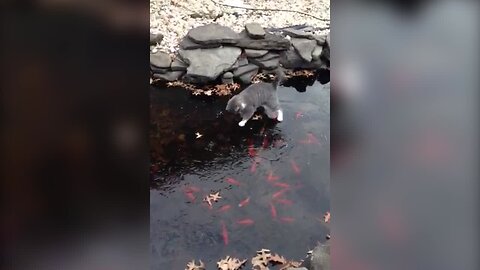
[236,218,254,226]
[238,197,250,207]
[270,203,277,219]
[274,182,291,188]
[266,170,280,182]
[218,205,232,213]
[290,160,301,175]
[226,177,242,186]
[280,217,295,223]
[221,221,229,245]
[276,199,293,206]
[272,189,288,199]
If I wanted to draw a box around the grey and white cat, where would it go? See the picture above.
[226,69,285,127]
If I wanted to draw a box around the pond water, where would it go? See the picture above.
[150,75,330,269]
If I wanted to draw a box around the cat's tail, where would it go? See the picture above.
[272,68,286,89]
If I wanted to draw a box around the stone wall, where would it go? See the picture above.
[150,23,330,85]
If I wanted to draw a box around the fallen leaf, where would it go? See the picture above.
[251,249,271,269]
[324,211,331,223]
[185,259,205,270]
[217,256,247,270]
[269,253,287,265]
[279,260,302,270]
[204,192,222,206]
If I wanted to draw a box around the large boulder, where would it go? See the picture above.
[178,46,242,84]
[302,243,330,270]
[187,23,239,45]
[245,23,266,39]
[312,46,323,61]
[291,38,317,62]
[150,52,171,68]
[236,30,290,50]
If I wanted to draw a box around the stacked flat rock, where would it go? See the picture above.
[245,23,266,39]
[249,52,280,70]
[291,38,317,62]
[236,30,290,50]
[283,28,314,39]
[244,49,269,58]
[187,23,239,45]
[233,63,259,84]
[178,46,242,84]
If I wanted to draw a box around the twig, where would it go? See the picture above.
[210,0,330,22]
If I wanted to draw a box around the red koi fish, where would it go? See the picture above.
[250,160,258,173]
[275,199,293,206]
[295,111,304,119]
[270,203,277,219]
[221,221,229,245]
[218,205,232,213]
[280,217,295,223]
[299,133,321,145]
[290,160,301,175]
[184,192,196,202]
[274,182,291,188]
[236,218,254,226]
[183,186,201,193]
[238,197,250,207]
[262,136,269,148]
[248,139,256,157]
[226,177,242,186]
[272,188,288,199]
[266,170,280,182]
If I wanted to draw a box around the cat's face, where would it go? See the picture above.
[226,96,245,113]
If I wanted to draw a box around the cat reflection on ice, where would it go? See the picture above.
[226,68,285,127]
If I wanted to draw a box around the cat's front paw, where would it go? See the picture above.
[238,120,247,127]
[277,110,284,122]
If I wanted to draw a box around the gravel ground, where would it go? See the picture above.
[150,0,330,53]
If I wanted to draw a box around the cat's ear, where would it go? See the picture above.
[241,102,246,109]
